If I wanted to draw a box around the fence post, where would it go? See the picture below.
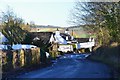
[12,50,19,69]
[19,49,25,67]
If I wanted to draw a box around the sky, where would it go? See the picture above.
[0,0,77,27]
[1,0,118,27]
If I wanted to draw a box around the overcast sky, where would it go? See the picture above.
[0,0,77,27]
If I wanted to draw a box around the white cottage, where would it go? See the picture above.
[49,28,67,44]
[49,29,74,52]
[49,28,95,53]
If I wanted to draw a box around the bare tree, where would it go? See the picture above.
[1,7,27,45]
[70,1,120,45]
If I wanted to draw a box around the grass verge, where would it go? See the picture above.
[87,45,120,78]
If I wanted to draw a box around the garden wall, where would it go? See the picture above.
[0,47,40,72]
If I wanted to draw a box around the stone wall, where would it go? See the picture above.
[0,47,40,72]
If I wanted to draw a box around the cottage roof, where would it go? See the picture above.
[75,38,89,43]
[31,32,52,44]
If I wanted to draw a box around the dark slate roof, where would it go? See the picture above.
[75,38,89,43]
[66,28,69,31]
[31,32,53,44]
[60,33,71,41]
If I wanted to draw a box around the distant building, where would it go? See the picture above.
[30,25,64,33]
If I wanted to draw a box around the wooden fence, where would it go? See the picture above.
[0,47,40,72]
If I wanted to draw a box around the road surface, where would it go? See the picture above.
[17,53,113,78]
